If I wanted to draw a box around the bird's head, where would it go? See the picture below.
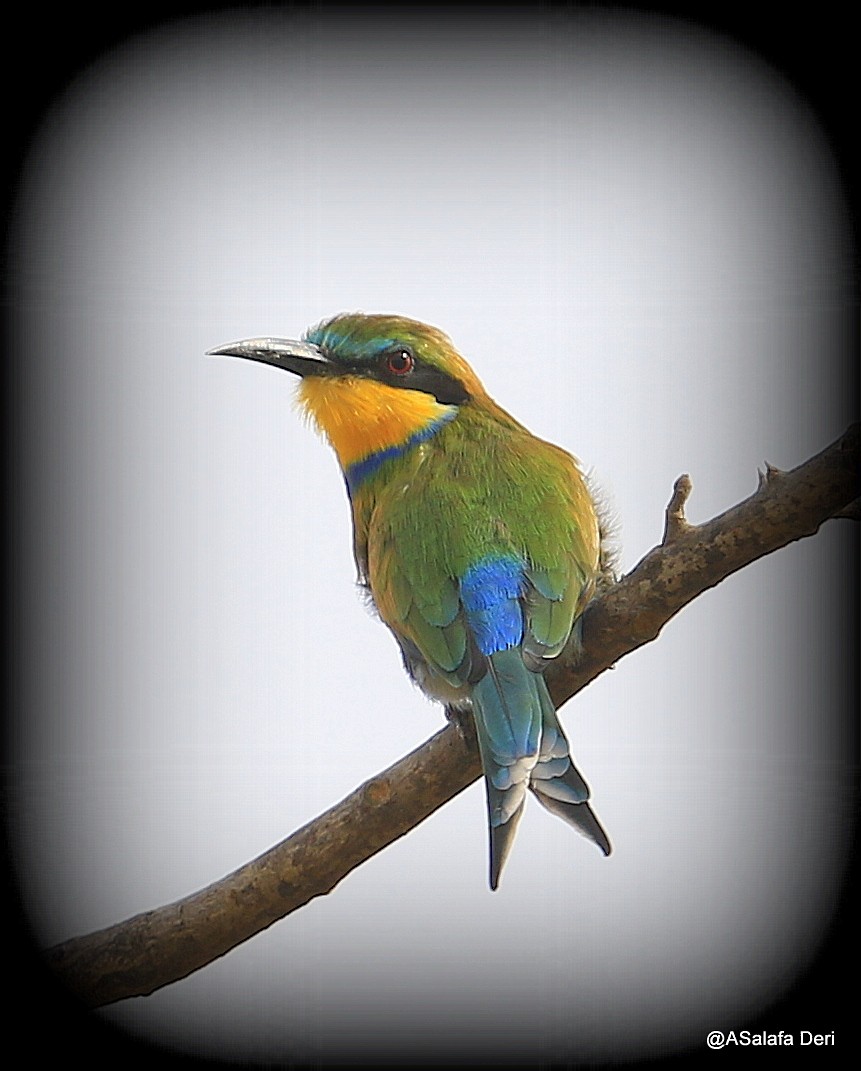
[209,313,488,475]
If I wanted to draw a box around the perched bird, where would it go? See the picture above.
[209,314,611,888]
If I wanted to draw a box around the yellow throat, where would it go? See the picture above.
[297,375,455,471]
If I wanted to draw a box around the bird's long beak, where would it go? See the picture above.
[207,337,331,378]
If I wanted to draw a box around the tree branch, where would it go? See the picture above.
[44,424,859,1008]
[552,423,859,702]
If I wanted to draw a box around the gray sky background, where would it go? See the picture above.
[11,8,855,1065]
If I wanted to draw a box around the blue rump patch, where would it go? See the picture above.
[460,556,525,655]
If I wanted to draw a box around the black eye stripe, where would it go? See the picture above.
[321,346,470,406]
[395,363,470,405]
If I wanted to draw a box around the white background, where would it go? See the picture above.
[12,8,854,1065]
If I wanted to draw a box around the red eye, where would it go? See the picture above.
[386,349,414,375]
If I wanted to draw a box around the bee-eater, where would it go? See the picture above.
[209,314,610,888]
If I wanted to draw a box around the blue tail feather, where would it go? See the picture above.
[530,682,612,857]
[471,649,610,889]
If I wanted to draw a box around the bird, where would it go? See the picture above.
[209,313,611,888]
